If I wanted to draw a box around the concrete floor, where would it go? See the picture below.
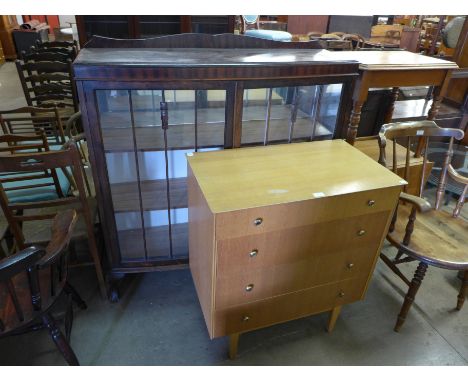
[0,61,467,366]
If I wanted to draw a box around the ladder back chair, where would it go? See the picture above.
[0,141,107,299]
[377,120,467,331]
[15,59,78,113]
[0,209,85,365]
[35,39,79,59]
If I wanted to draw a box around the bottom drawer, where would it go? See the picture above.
[213,277,367,338]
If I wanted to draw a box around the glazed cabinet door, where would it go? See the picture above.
[240,84,343,146]
[92,87,227,267]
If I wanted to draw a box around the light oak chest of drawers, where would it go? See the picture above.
[187,140,404,358]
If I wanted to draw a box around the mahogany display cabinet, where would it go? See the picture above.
[73,34,359,298]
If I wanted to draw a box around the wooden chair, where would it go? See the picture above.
[0,209,85,365]
[342,33,366,50]
[15,59,78,113]
[377,121,467,331]
[0,141,107,299]
[0,106,67,145]
[241,15,292,42]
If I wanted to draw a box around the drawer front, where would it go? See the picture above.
[214,211,389,309]
[215,188,399,240]
[213,277,367,338]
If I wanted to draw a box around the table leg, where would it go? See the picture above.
[383,87,400,124]
[427,86,442,121]
[346,101,364,145]
[327,305,342,332]
[229,333,240,360]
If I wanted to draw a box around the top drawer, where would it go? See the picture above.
[215,187,400,240]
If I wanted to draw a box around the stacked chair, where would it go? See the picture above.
[1,40,108,302]
[15,39,79,122]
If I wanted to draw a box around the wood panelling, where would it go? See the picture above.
[287,16,329,35]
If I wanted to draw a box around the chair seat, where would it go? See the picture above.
[1,168,71,204]
[245,29,292,42]
[21,197,98,246]
[388,203,468,269]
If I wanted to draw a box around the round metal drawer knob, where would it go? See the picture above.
[357,229,366,236]
[249,249,258,258]
[347,263,354,269]
[242,316,250,322]
[367,200,376,206]
[254,217,263,226]
[338,291,345,298]
[245,284,254,292]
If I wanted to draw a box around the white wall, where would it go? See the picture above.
[58,15,76,26]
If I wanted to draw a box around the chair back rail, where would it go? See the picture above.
[0,133,64,201]
[377,121,465,203]
[0,106,66,144]
[0,141,87,250]
[22,50,72,63]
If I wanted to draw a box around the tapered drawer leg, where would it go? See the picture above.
[229,332,240,360]
[327,305,342,332]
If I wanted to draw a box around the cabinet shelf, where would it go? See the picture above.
[118,222,188,262]
[111,177,187,212]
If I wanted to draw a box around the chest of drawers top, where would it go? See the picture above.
[187,140,406,213]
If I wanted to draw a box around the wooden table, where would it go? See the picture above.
[314,50,459,144]
[187,140,404,358]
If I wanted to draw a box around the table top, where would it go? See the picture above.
[187,140,405,213]
[316,50,458,71]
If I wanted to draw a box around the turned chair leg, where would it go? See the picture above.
[456,271,468,311]
[42,313,80,366]
[395,261,428,332]
[64,282,87,310]
[229,333,240,360]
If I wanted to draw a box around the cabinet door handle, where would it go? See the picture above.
[367,200,375,206]
[347,263,354,269]
[242,316,250,322]
[249,249,258,258]
[254,217,263,226]
[338,291,345,298]
[245,284,254,292]
[357,229,366,236]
